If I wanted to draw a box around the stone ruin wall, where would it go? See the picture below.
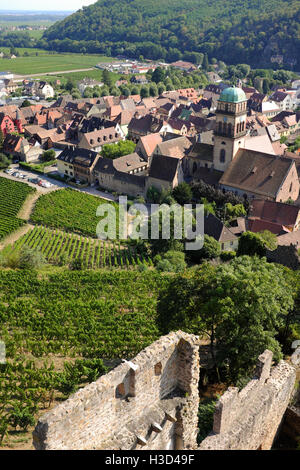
[33,331,200,450]
[33,330,299,451]
[199,349,298,450]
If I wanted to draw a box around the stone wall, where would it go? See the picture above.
[199,350,298,450]
[33,331,200,450]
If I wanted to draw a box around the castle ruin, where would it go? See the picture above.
[33,331,299,451]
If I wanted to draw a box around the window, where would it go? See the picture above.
[220,149,226,163]
[290,182,293,192]
[154,362,162,376]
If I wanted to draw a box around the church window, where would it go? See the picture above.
[290,183,293,192]
[220,149,226,163]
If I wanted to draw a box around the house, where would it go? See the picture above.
[3,79,18,94]
[25,81,54,99]
[57,147,100,183]
[0,113,15,135]
[78,126,124,152]
[2,134,23,156]
[204,213,239,251]
[128,115,173,141]
[219,149,300,202]
[247,199,300,234]
[206,72,222,83]
[20,139,44,163]
[135,133,163,161]
[153,135,193,162]
[269,91,295,111]
[147,154,185,192]
[78,79,103,96]
[93,157,146,197]
[170,61,197,72]
[130,75,148,85]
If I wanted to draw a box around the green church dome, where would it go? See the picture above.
[219,86,247,103]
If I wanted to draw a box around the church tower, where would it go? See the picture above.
[213,86,247,172]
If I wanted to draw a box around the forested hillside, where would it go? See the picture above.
[39,0,300,68]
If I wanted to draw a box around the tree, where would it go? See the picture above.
[258,230,277,251]
[21,100,31,108]
[152,67,165,84]
[41,149,56,162]
[0,129,4,150]
[65,78,76,92]
[146,185,161,204]
[224,203,246,222]
[101,140,136,159]
[155,250,186,273]
[157,256,295,381]
[202,54,209,71]
[102,69,113,88]
[237,231,266,257]
[172,182,192,205]
[190,235,221,261]
[18,245,46,270]
[0,153,12,169]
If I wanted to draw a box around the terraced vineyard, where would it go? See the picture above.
[2,226,153,269]
[0,177,36,241]
[31,188,120,238]
[0,269,166,447]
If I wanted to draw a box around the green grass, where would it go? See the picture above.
[0,50,116,75]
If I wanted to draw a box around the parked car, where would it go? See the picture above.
[28,177,40,184]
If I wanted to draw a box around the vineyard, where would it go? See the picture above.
[31,188,120,238]
[1,226,153,269]
[0,177,35,241]
[0,269,166,447]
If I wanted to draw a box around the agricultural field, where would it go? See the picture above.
[0,50,115,75]
[0,269,166,447]
[2,225,153,269]
[31,188,120,238]
[0,177,35,241]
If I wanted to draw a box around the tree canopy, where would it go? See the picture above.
[157,256,296,381]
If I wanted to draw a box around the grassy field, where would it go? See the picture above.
[0,49,115,75]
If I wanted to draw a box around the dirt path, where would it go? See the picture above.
[18,192,41,221]
[14,68,95,82]
[0,223,34,251]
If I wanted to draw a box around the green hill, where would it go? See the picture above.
[40,0,300,69]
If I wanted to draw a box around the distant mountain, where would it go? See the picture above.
[40,0,300,69]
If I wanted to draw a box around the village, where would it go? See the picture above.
[0,63,300,267]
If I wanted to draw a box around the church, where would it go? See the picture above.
[187,86,300,203]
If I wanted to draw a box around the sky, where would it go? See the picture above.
[2,1,96,11]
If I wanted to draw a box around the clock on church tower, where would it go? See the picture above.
[213,86,247,172]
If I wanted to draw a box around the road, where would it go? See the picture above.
[0,164,117,202]
[13,68,96,82]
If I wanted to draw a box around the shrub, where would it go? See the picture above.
[69,258,84,270]
[18,245,46,269]
[220,251,236,261]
